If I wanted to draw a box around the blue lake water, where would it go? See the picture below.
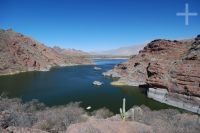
[0,59,171,113]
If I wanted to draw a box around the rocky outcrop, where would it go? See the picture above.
[145,36,200,113]
[0,29,91,75]
[104,39,192,86]
[104,35,200,113]
[146,36,200,97]
[148,88,200,114]
[66,119,153,133]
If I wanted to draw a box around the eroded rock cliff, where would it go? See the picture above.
[106,39,192,85]
[105,35,200,110]
[146,36,200,97]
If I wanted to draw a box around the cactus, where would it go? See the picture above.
[120,98,126,120]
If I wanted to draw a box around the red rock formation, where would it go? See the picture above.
[147,36,200,97]
[0,29,91,75]
[108,35,200,97]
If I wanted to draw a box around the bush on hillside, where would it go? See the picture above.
[34,102,87,132]
[0,96,88,132]
[91,107,114,119]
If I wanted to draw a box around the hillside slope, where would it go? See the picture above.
[0,29,91,75]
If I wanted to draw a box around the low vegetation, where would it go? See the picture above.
[91,107,113,119]
[0,96,87,132]
[0,95,114,133]
[0,95,200,133]
[126,105,200,133]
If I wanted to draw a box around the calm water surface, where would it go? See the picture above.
[0,59,171,113]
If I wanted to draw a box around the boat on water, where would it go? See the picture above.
[94,66,102,70]
[93,81,103,86]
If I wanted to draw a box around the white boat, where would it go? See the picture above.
[86,106,91,110]
[94,66,102,70]
[93,81,103,86]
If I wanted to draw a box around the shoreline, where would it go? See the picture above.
[0,63,93,76]
[91,57,129,60]
[148,88,200,114]
[110,79,145,86]
[103,71,200,114]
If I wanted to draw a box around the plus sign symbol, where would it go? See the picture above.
[176,3,198,25]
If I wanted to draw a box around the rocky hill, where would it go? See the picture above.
[0,29,91,75]
[146,36,200,97]
[104,35,200,113]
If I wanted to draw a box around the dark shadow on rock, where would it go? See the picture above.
[139,84,149,95]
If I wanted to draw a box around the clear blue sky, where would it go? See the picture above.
[0,0,199,52]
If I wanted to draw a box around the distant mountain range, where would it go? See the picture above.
[53,46,89,56]
[90,44,147,56]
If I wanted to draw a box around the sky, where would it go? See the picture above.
[0,0,200,52]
